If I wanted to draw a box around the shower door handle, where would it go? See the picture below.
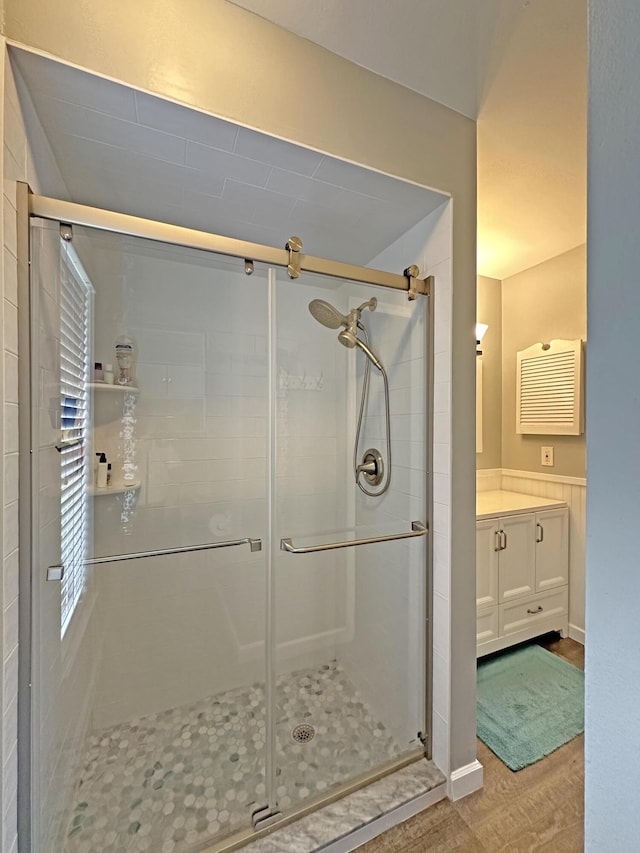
[280,520,427,554]
[46,536,263,579]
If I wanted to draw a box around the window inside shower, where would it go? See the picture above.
[28,214,433,853]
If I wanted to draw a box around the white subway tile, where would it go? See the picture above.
[3,193,17,256]
[432,501,450,537]
[135,92,237,151]
[134,328,205,365]
[432,651,450,719]
[3,503,18,559]
[4,100,26,173]
[432,593,450,656]
[434,349,451,383]
[4,353,18,405]
[433,412,450,444]
[4,454,19,506]
[433,532,451,597]
[431,711,449,774]
[166,365,205,398]
[3,550,19,607]
[433,442,450,475]
[3,647,18,713]
[2,777,17,853]
[433,380,450,414]
[2,699,17,790]
[3,247,18,307]
[3,598,18,656]
[3,300,18,354]
[83,110,187,163]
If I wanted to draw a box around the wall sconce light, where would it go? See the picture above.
[476,323,488,356]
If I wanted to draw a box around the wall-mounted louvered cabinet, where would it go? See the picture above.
[516,338,584,435]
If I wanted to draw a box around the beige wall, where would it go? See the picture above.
[476,276,502,470]
[3,0,478,804]
[501,245,586,478]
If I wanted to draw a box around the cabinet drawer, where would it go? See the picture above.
[476,608,499,646]
[499,587,568,637]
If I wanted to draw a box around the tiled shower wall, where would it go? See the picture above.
[3,52,102,851]
[359,203,453,773]
[336,284,427,749]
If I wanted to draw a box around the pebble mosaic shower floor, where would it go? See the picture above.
[64,662,404,853]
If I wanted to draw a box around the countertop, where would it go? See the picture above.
[476,489,567,520]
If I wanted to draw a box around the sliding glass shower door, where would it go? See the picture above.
[28,217,429,853]
[271,269,429,807]
[30,221,271,853]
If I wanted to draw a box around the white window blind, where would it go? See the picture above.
[516,339,584,436]
[59,241,93,636]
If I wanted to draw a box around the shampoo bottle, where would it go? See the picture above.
[115,335,135,385]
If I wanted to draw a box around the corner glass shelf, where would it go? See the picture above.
[89,480,141,497]
[89,382,139,395]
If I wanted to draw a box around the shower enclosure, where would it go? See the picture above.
[19,186,433,853]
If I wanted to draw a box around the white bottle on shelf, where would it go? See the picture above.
[103,363,115,384]
[97,453,108,488]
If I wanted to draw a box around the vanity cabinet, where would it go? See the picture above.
[476,491,569,657]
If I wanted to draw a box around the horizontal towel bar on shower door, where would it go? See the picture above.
[279,521,427,554]
[46,536,262,579]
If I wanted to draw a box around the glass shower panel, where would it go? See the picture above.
[271,270,428,813]
[30,221,270,853]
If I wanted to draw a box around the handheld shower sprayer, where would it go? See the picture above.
[337,329,384,371]
[308,296,391,497]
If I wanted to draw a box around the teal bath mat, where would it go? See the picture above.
[477,643,584,771]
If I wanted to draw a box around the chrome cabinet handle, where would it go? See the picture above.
[47,536,262,579]
[501,531,507,551]
[527,605,544,614]
[280,520,427,554]
[494,530,502,552]
[536,522,544,543]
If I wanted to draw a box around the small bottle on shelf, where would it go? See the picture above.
[103,363,115,384]
[97,453,108,488]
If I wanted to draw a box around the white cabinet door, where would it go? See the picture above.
[476,519,500,609]
[535,508,569,592]
[498,513,536,603]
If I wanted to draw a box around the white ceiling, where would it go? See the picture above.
[12,49,445,269]
[231,0,587,280]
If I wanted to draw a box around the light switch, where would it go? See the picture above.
[541,446,554,466]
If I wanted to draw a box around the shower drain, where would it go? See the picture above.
[291,723,316,744]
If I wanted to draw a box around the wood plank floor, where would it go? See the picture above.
[359,635,584,853]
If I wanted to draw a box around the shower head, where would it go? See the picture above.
[308,299,348,330]
[338,329,384,372]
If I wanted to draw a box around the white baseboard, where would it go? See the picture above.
[568,623,585,645]
[447,759,484,801]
